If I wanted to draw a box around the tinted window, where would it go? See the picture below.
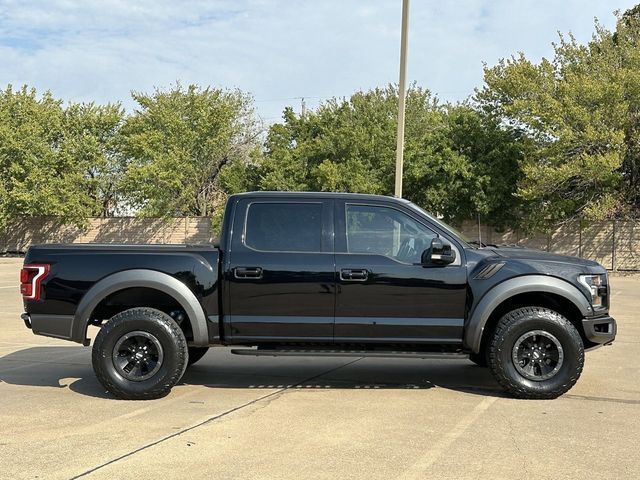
[346,204,436,263]
[246,202,323,252]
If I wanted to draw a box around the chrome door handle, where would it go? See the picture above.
[234,267,263,279]
[340,268,368,281]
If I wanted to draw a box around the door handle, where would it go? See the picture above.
[340,268,369,281]
[234,267,263,279]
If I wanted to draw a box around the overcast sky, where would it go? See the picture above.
[0,0,636,123]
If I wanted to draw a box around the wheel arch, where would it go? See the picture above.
[72,269,209,346]
[465,275,592,354]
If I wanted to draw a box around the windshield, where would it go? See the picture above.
[406,202,472,247]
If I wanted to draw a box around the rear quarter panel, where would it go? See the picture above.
[23,245,220,320]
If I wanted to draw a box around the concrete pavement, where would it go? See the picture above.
[0,257,638,479]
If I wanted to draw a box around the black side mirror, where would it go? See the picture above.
[421,237,456,266]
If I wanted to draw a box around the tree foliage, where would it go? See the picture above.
[0,85,124,229]
[120,84,262,218]
[63,102,126,216]
[2,5,640,234]
[476,7,640,227]
[258,86,522,225]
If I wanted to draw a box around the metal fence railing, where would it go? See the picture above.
[459,219,638,271]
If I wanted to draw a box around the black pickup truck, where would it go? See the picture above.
[20,192,616,400]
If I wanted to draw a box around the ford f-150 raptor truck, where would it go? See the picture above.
[19,192,616,400]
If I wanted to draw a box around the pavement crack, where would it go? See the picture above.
[69,356,363,479]
[505,415,530,476]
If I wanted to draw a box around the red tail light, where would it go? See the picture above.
[20,264,50,300]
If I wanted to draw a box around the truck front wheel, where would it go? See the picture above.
[488,307,584,399]
[92,308,188,400]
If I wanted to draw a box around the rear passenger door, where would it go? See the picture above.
[224,197,335,343]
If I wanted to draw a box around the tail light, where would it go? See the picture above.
[20,264,50,300]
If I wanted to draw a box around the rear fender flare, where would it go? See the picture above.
[465,275,592,353]
[72,269,209,346]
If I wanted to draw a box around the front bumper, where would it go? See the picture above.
[582,315,616,345]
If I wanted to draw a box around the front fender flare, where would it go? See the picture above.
[72,269,209,346]
[465,275,592,353]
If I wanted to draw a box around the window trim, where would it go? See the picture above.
[242,200,327,254]
[341,202,462,267]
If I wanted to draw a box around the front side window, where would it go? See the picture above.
[346,204,437,263]
[245,202,322,252]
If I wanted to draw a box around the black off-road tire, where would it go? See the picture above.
[187,346,210,366]
[488,307,584,399]
[92,307,188,400]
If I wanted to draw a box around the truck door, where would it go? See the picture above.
[333,200,467,345]
[224,197,335,343]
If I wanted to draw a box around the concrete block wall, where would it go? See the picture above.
[616,221,640,271]
[2,216,638,270]
[0,217,214,253]
[459,219,638,270]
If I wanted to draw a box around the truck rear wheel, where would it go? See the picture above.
[92,308,188,400]
[187,346,209,366]
[488,307,584,399]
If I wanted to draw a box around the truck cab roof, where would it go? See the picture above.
[231,191,412,204]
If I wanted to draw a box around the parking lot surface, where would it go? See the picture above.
[0,257,639,479]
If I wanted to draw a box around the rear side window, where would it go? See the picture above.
[245,202,323,252]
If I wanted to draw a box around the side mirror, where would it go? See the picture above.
[421,237,456,266]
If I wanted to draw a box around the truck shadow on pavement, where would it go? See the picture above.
[0,346,506,400]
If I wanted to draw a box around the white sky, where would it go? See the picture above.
[0,0,636,123]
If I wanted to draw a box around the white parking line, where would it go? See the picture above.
[398,396,498,479]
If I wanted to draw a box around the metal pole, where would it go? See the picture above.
[394,0,410,198]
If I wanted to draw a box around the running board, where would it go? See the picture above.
[230,348,469,360]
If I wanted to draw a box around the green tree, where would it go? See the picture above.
[476,6,640,227]
[443,105,524,227]
[62,102,126,216]
[120,84,262,218]
[261,87,399,194]
[0,85,99,229]
[261,86,522,225]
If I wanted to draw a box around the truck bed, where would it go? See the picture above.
[22,243,220,343]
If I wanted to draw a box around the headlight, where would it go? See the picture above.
[578,274,608,308]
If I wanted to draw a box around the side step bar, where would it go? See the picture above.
[230,348,469,360]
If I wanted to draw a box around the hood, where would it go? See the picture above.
[489,246,605,271]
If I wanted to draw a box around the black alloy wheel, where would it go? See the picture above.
[92,307,188,400]
[488,306,584,399]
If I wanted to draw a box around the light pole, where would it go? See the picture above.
[394,0,410,198]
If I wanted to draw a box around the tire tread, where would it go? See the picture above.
[92,307,188,400]
[488,306,584,399]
